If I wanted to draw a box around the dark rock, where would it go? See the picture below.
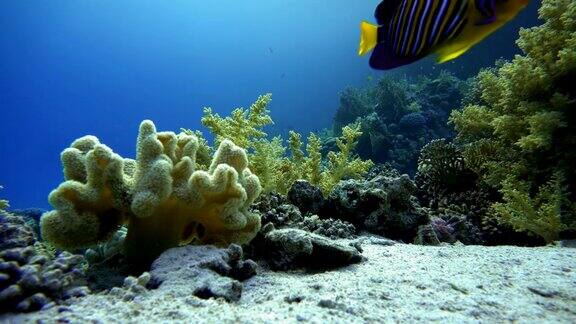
[415,209,485,246]
[108,272,150,301]
[414,224,441,246]
[287,180,325,215]
[0,211,89,314]
[150,244,257,302]
[296,215,356,239]
[320,173,428,242]
[253,193,303,228]
[560,240,576,248]
[257,228,362,270]
[252,192,355,239]
[284,294,304,303]
[0,212,36,250]
[252,192,288,213]
[11,209,45,239]
[364,163,400,180]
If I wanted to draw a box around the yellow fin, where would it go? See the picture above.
[358,21,378,56]
[434,0,529,63]
[436,44,474,63]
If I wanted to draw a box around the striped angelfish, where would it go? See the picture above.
[358,0,530,70]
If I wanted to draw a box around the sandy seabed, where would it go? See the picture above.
[3,240,575,323]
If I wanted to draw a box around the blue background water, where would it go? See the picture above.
[0,0,539,209]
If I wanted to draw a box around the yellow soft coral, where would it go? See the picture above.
[250,137,286,194]
[201,93,273,149]
[492,175,567,243]
[319,123,374,195]
[41,120,261,262]
[450,0,576,242]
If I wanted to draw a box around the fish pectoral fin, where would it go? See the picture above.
[435,44,473,63]
[359,21,378,56]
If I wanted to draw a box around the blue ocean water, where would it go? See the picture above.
[0,0,539,209]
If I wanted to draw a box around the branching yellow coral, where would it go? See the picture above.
[183,94,373,197]
[40,120,261,262]
[201,93,273,149]
[250,137,286,194]
[278,132,325,194]
[319,123,374,195]
[450,0,576,242]
[303,133,323,187]
[280,123,372,194]
[278,131,307,194]
[492,175,567,243]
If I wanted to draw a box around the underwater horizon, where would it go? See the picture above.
[0,0,539,209]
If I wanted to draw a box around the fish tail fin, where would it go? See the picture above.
[359,21,378,56]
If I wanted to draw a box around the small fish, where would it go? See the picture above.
[358,0,529,70]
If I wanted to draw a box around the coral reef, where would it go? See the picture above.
[333,88,372,134]
[83,227,132,292]
[0,186,8,212]
[296,215,356,240]
[201,94,274,149]
[108,272,151,302]
[275,124,372,196]
[84,227,127,266]
[250,137,286,194]
[11,209,45,240]
[414,209,483,246]
[179,129,213,170]
[287,180,325,215]
[331,71,465,174]
[0,249,90,313]
[415,139,478,208]
[0,211,89,313]
[256,195,303,228]
[150,244,257,302]
[40,120,262,263]
[320,167,428,241]
[413,139,545,246]
[0,212,36,251]
[318,124,374,195]
[252,192,356,239]
[193,94,372,196]
[449,0,576,242]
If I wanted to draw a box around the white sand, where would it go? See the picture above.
[3,241,576,323]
